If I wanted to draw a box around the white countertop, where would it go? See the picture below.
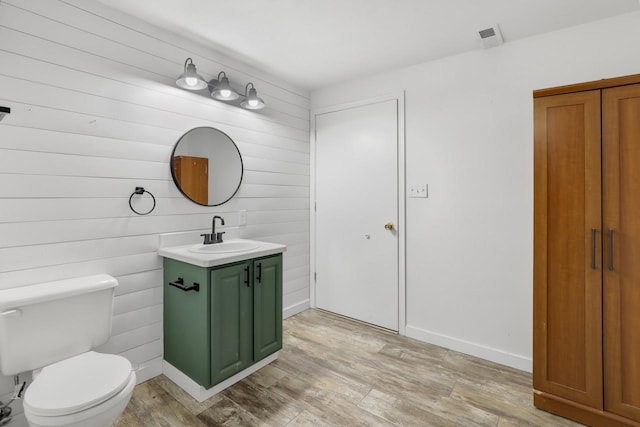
[158,239,286,268]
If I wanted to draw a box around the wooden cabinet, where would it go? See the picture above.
[172,155,209,205]
[163,254,282,389]
[534,75,640,426]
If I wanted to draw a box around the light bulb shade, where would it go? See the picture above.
[210,76,240,101]
[240,87,265,110]
[176,60,207,90]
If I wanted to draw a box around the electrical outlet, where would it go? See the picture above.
[238,210,247,226]
[409,184,428,198]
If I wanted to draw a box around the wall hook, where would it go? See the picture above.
[0,107,10,122]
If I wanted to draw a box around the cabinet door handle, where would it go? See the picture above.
[244,266,250,287]
[591,228,597,270]
[257,263,262,284]
[609,228,614,271]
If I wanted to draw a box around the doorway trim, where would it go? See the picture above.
[310,92,406,335]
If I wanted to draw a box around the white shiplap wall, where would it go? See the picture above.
[0,0,310,419]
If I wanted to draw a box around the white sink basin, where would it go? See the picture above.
[188,241,260,254]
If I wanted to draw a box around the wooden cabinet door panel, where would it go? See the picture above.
[603,83,640,421]
[253,255,283,361]
[210,262,253,385]
[533,90,603,408]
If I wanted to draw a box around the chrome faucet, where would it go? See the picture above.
[201,215,225,245]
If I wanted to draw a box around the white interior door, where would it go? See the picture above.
[315,99,399,331]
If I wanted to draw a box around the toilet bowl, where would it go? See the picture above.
[0,275,136,427]
[24,352,136,427]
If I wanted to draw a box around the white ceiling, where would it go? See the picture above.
[96,0,640,91]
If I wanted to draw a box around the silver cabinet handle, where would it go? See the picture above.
[592,228,597,270]
[609,228,614,271]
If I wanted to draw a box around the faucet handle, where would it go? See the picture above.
[215,232,226,243]
[200,233,214,245]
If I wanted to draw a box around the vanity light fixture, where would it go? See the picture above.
[175,58,266,110]
[209,71,240,101]
[240,83,265,110]
[175,58,207,90]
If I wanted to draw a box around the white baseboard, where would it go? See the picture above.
[162,353,278,402]
[405,325,532,373]
[284,299,309,318]
[134,356,163,384]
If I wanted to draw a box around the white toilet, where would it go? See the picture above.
[0,274,136,427]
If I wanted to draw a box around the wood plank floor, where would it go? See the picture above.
[114,309,582,426]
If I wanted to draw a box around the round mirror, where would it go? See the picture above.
[170,127,243,206]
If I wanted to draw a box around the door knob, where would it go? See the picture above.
[384,222,394,231]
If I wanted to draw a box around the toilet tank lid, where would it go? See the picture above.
[0,274,117,311]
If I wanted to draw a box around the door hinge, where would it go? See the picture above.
[314,272,317,282]
[314,202,317,212]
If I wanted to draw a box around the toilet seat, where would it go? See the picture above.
[24,351,133,417]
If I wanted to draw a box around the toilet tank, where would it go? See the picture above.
[0,274,118,376]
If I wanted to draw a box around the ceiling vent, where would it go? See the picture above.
[478,25,504,49]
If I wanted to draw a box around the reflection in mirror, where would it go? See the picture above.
[171,127,243,206]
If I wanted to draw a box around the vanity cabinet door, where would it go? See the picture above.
[210,262,253,385]
[253,255,283,361]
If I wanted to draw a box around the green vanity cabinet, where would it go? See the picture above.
[163,253,283,389]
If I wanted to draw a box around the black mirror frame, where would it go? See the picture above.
[170,126,244,206]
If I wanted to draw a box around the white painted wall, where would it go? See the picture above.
[0,0,309,421]
[312,11,640,372]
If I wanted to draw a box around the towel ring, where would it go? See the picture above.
[129,187,156,215]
